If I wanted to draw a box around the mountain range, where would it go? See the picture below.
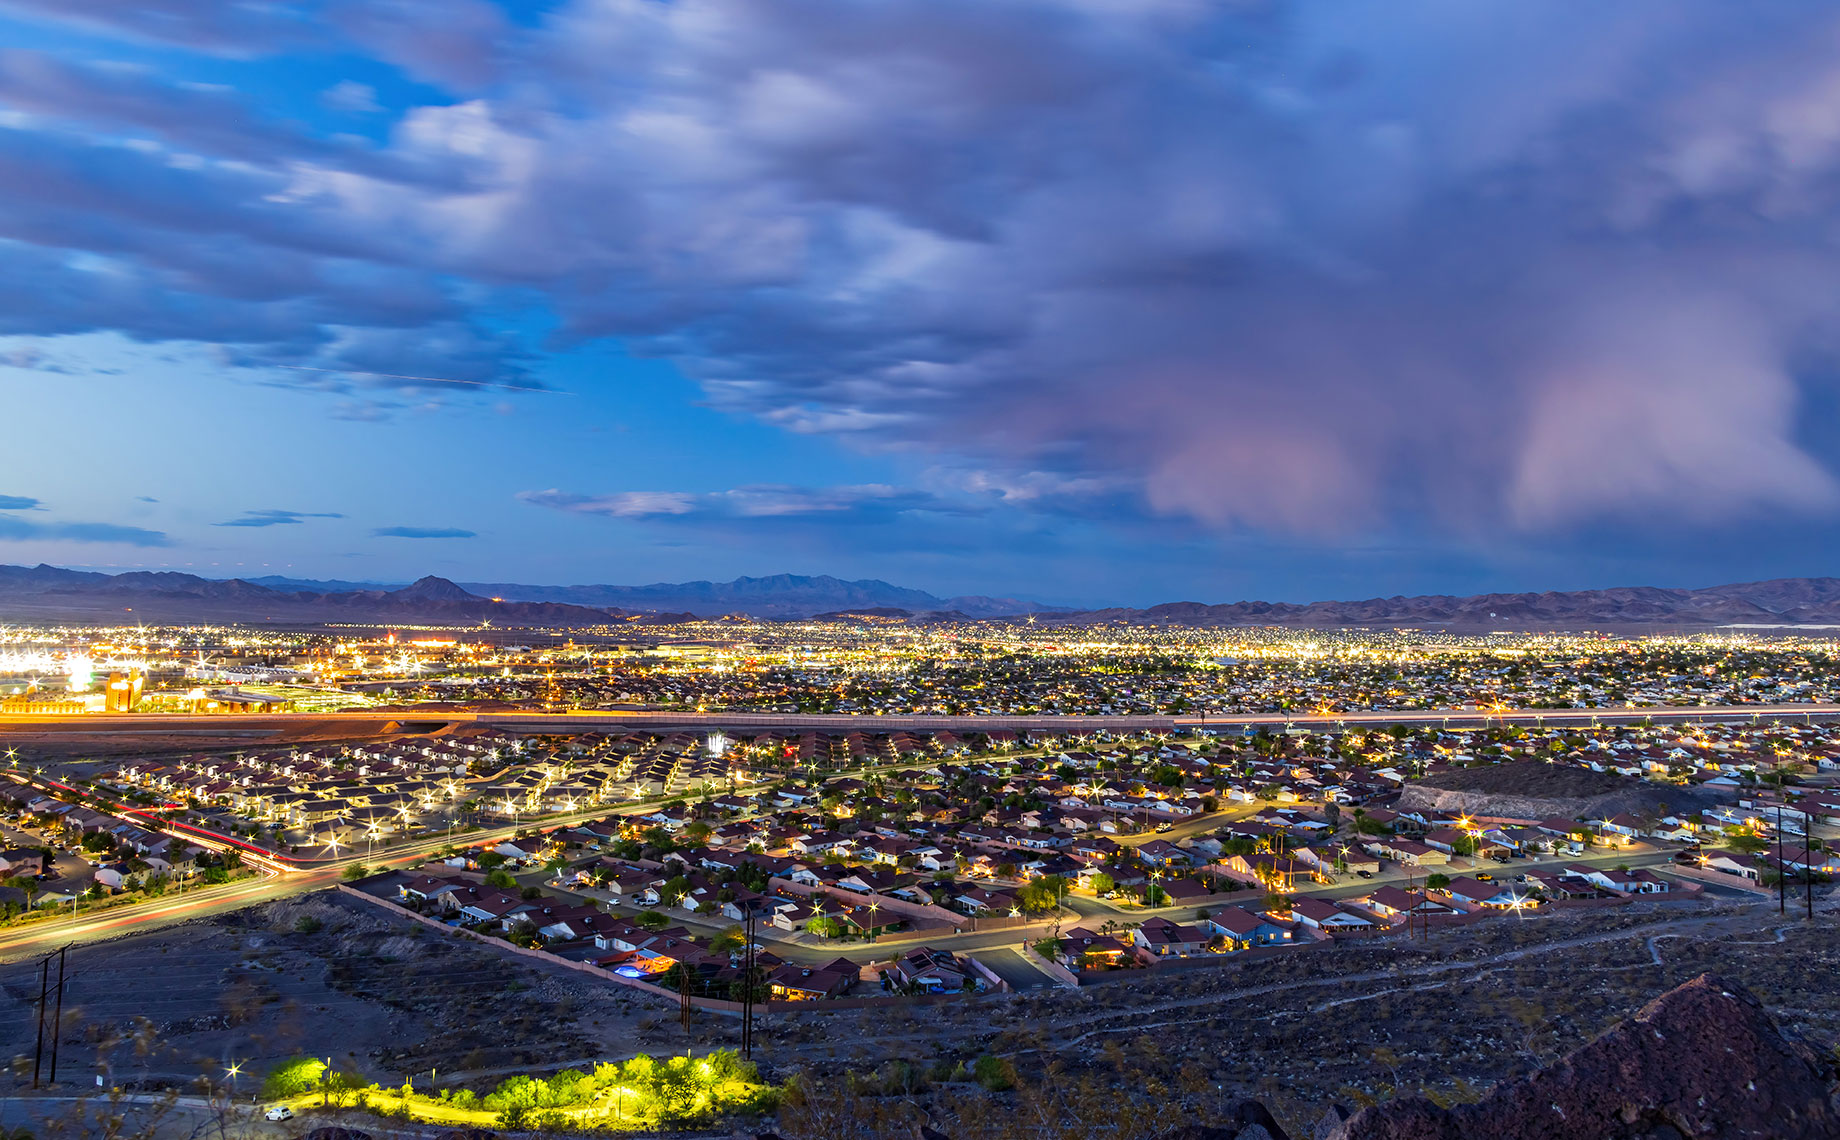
[454,574,1050,619]
[7,564,1840,628]
[0,565,624,626]
[1036,577,1840,629]
[0,565,1049,624]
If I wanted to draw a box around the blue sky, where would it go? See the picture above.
[5,1,1840,606]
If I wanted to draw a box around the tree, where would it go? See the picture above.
[484,868,518,889]
[1017,875,1069,914]
[806,915,842,938]
[261,1056,326,1100]
[1089,872,1115,895]
[635,909,669,930]
[339,863,371,882]
[1726,830,1769,855]
[682,821,713,845]
[709,925,746,954]
[1425,872,1451,891]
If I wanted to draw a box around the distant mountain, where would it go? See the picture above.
[1032,577,1840,630]
[11,563,1840,629]
[0,564,625,626]
[458,573,1057,619]
[245,574,406,593]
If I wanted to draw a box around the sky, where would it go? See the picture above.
[5,1,1840,606]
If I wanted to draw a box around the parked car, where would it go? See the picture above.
[1355,869,1373,879]
[1475,873,1493,882]
[264,1107,294,1121]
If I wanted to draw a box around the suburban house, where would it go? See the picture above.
[887,946,981,993]
[1287,897,1376,930]
[1057,926,1130,969]
[1364,839,1449,867]
[766,961,856,1000]
[1360,886,1455,919]
[1705,853,1765,882]
[1135,840,1193,867]
[1132,915,1210,956]
[1202,907,1293,947]
[1442,876,1533,910]
[1574,867,1672,894]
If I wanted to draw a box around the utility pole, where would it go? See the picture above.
[1804,812,1815,922]
[49,945,66,1082]
[1776,804,1785,916]
[741,905,756,1059]
[32,955,47,1089]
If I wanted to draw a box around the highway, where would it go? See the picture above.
[4,701,1840,736]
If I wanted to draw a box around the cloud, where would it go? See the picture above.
[0,516,169,545]
[215,509,345,528]
[372,525,476,538]
[320,80,380,114]
[0,0,318,54]
[520,484,971,522]
[8,1,1840,551]
[0,495,41,510]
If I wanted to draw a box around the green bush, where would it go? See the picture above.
[293,915,323,934]
[261,1056,326,1099]
[972,1055,1014,1091]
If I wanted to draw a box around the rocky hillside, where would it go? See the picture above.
[869,974,1837,1140]
[1396,760,1724,822]
[1319,973,1839,1139]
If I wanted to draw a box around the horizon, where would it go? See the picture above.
[13,559,1840,615]
[8,4,1840,604]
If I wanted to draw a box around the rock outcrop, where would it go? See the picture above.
[1323,973,1839,1140]
[1396,760,1722,823]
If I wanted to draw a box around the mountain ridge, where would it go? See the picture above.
[8,564,1840,627]
[1034,576,1840,629]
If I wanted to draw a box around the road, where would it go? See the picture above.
[0,1095,290,1140]
[4,702,1840,735]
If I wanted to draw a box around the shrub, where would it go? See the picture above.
[972,1055,1014,1091]
[261,1056,325,1099]
[340,863,371,882]
[293,915,323,934]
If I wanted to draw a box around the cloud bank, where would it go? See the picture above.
[5,1,1840,551]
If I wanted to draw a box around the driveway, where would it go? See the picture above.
[973,946,1057,991]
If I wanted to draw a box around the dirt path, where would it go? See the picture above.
[967,898,1835,1057]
